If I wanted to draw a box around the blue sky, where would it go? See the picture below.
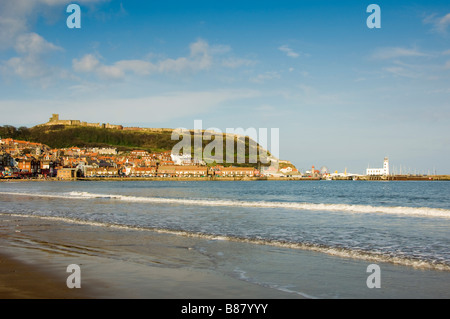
[1,0,450,174]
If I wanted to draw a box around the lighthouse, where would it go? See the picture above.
[383,157,390,176]
[366,157,390,176]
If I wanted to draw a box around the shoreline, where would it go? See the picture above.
[1,210,449,299]
[2,213,449,299]
[1,175,450,182]
[0,214,303,299]
[0,176,318,182]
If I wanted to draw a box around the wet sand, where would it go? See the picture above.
[0,252,90,299]
[0,214,302,299]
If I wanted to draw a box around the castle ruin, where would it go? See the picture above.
[43,114,123,130]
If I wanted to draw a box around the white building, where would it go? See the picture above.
[280,166,293,174]
[170,153,192,165]
[366,157,390,176]
[91,147,117,155]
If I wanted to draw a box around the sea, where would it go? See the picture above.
[0,180,449,299]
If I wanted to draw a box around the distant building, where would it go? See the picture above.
[170,153,192,165]
[57,168,78,180]
[85,167,120,177]
[156,165,208,177]
[42,114,123,130]
[17,158,40,174]
[0,152,15,168]
[215,167,257,177]
[130,150,149,157]
[85,147,117,155]
[366,157,390,176]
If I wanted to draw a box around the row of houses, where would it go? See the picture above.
[3,158,259,179]
[0,151,57,177]
[82,165,259,179]
[0,138,262,179]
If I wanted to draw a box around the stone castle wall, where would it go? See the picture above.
[43,114,123,130]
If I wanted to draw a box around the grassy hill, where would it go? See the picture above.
[0,124,274,167]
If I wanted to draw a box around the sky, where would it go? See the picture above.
[1,0,450,174]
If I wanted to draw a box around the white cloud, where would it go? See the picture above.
[14,32,62,55]
[424,13,450,34]
[72,54,100,73]
[292,84,349,107]
[0,1,80,81]
[1,32,63,80]
[72,39,245,79]
[0,16,27,49]
[250,71,281,83]
[0,0,106,50]
[278,45,300,58]
[0,1,253,84]
[0,1,36,49]
[159,39,213,72]
[445,61,450,69]
[189,39,209,56]
[96,64,125,79]
[382,66,419,78]
[369,49,450,78]
[297,84,316,95]
[3,56,48,79]
[371,47,430,60]
[115,60,155,75]
[221,57,256,68]
[209,44,231,55]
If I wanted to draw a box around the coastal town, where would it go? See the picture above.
[2,137,448,181]
[1,114,448,181]
[0,137,304,180]
[0,114,308,180]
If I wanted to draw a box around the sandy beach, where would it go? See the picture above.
[2,180,449,299]
[0,214,301,299]
[0,252,90,299]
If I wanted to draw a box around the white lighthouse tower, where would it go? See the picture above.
[383,157,389,176]
[366,157,390,176]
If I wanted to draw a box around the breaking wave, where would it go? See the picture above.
[1,190,449,219]
[2,212,449,271]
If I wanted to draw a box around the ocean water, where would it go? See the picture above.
[0,180,449,298]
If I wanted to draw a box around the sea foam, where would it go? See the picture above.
[1,190,449,219]
[2,211,449,271]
